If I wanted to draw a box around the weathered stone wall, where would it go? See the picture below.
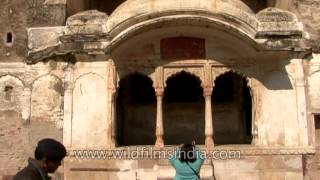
[307,54,320,111]
[27,0,66,27]
[0,61,65,179]
[63,154,303,180]
[297,1,320,178]
[0,74,28,178]
[305,53,320,180]
[71,60,110,149]
[297,0,320,50]
[0,0,28,61]
[0,0,66,62]
[0,0,66,178]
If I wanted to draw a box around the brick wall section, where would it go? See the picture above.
[0,110,29,179]
[0,63,65,180]
[0,0,66,178]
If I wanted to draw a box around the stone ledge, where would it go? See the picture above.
[66,145,316,159]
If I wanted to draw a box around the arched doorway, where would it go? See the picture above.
[116,73,156,146]
[213,72,252,144]
[164,71,205,145]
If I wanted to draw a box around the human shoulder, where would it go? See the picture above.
[13,165,42,180]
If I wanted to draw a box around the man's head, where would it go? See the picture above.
[34,138,67,173]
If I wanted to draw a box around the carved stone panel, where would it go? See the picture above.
[164,67,204,87]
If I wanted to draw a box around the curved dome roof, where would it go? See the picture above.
[107,0,256,32]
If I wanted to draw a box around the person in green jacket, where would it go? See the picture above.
[170,142,205,180]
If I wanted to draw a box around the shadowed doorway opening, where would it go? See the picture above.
[116,73,156,146]
[164,71,205,145]
[213,72,252,144]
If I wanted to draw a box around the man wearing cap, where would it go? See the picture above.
[13,138,67,180]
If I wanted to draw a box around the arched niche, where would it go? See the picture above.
[28,75,64,149]
[0,75,24,112]
[72,73,108,148]
[163,71,205,145]
[116,73,156,146]
[31,75,64,127]
[0,75,27,172]
[212,71,253,144]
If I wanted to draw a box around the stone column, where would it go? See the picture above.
[21,86,31,122]
[204,86,214,147]
[110,90,117,148]
[107,60,117,148]
[63,63,74,148]
[155,88,164,148]
[294,59,308,145]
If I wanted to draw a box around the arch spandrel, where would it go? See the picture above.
[163,67,204,88]
[116,67,156,88]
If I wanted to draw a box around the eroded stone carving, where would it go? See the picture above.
[256,8,303,38]
[65,10,109,35]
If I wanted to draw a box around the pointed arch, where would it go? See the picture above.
[164,69,203,89]
[116,73,156,146]
[163,71,205,145]
[212,71,253,144]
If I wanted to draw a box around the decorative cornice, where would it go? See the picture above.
[27,8,307,62]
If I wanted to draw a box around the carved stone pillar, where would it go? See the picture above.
[22,86,31,122]
[63,63,74,148]
[204,86,214,147]
[250,80,259,145]
[155,88,164,148]
[110,90,117,148]
[107,60,117,148]
[293,59,308,145]
[204,63,214,147]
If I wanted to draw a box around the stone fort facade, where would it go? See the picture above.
[0,0,320,179]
